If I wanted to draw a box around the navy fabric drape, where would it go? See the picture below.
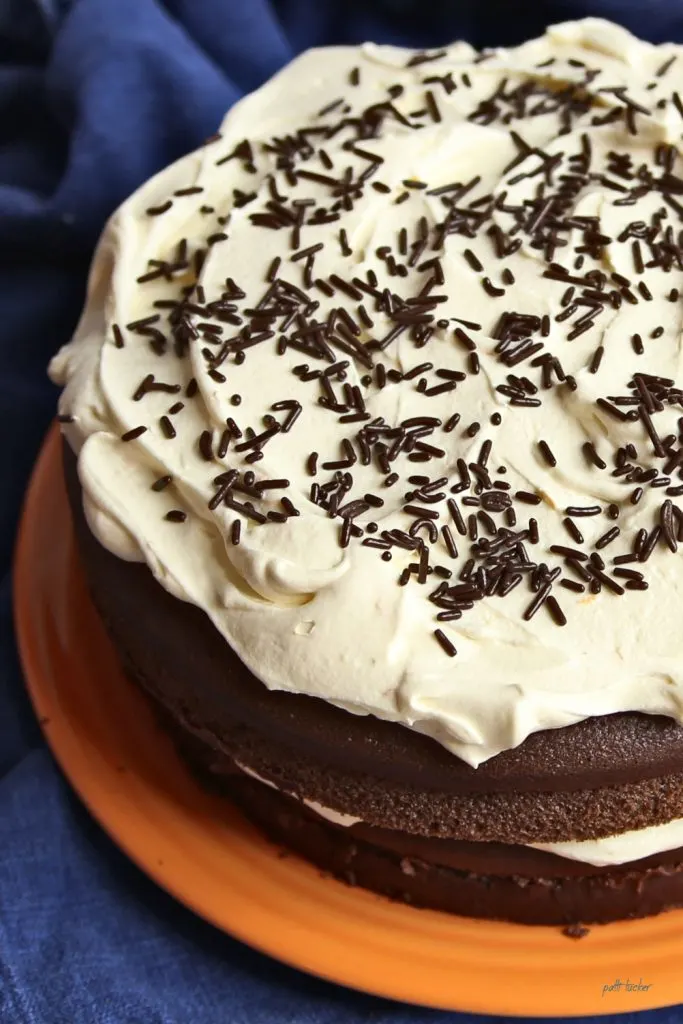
[1,2,682,1021]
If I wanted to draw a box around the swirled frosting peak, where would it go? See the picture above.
[51,19,683,766]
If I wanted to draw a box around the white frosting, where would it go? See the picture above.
[235,761,362,827]
[236,758,683,866]
[51,18,683,767]
[531,816,683,867]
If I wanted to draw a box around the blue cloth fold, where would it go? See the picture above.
[2,1,683,1020]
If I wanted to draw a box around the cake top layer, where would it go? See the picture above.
[51,18,683,766]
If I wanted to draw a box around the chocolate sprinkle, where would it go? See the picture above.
[146,200,173,216]
[563,518,584,543]
[583,442,606,470]
[546,595,567,627]
[464,249,483,272]
[199,430,213,461]
[538,440,557,467]
[516,491,542,505]
[566,505,602,517]
[121,426,147,442]
[434,628,457,657]
[159,415,176,439]
[596,526,620,550]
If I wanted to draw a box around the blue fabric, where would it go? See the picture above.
[2,1,683,1021]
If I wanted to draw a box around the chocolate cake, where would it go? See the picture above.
[50,18,683,925]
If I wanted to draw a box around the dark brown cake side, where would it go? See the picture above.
[158,702,683,926]
[64,443,683,924]
[232,782,683,926]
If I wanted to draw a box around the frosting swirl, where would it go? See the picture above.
[51,18,683,766]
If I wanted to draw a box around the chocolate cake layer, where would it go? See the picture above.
[65,443,683,844]
[128,681,683,922]
[137,654,683,843]
[166,698,683,881]
[226,776,683,926]
[350,824,683,880]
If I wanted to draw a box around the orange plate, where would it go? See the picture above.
[13,425,683,1017]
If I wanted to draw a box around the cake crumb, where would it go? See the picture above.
[562,923,590,939]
